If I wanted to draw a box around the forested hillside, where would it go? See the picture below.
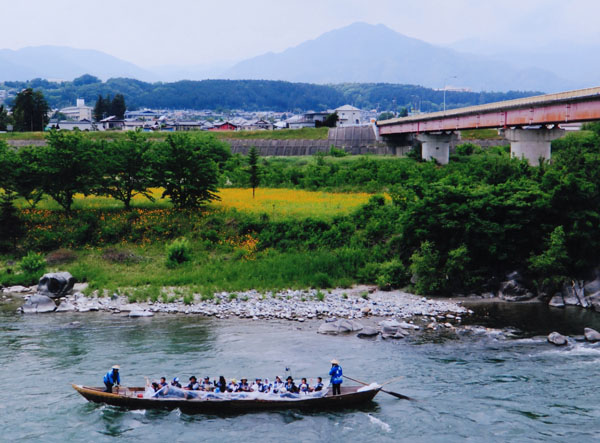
[1,76,541,112]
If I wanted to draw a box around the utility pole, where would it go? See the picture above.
[443,75,457,112]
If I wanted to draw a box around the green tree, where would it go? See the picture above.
[0,192,23,252]
[93,95,105,121]
[316,112,339,128]
[95,131,154,209]
[72,74,101,86]
[14,146,44,207]
[377,111,395,120]
[0,105,11,131]
[149,133,220,209]
[410,241,443,295]
[11,88,50,132]
[247,146,260,198]
[37,130,97,211]
[529,226,569,294]
[111,94,126,119]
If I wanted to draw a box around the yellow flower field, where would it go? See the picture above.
[28,188,377,219]
[212,188,375,219]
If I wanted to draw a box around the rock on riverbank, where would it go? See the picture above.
[5,284,469,323]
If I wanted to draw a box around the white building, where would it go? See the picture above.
[60,99,93,121]
[335,105,362,126]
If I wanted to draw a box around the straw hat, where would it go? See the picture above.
[112,365,120,370]
[330,359,339,365]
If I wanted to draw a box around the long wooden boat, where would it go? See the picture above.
[72,384,381,414]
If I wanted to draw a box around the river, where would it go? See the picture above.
[2,300,600,442]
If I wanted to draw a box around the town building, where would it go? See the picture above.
[335,105,362,126]
[60,99,93,121]
[209,122,238,131]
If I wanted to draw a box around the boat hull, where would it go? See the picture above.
[72,384,380,414]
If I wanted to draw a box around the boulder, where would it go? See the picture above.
[37,272,76,299]
[357,327,379,338]
[380,319,401,334]
[548,294,565,308]
[585,292,600,312]
[20,294,56,314]
[584,327,600,342]
[498,278,534,301]
[584,278,600,296]
[55,301,76,312]
[317,319,363,335]
[547,332,568,346]
[129,310,154,318]
[562,281,588,308]
[4,285,33,294]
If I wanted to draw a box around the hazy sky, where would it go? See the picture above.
[1,0,598,67]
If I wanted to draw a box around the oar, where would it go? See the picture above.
[344,375,412,400]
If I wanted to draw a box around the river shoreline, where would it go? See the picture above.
[2,284,468,319]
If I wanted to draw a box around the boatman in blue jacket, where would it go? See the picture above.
[103,365,121,393]
[329,359,343,395]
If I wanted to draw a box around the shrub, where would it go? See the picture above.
[409,241,443,295]
[19,252,46,276]
[315,290,325,301]
[375,259,409,290]
[329,146,347,157]
[455,143,481,156]
[313,272,333,289]
[166,238,191,267]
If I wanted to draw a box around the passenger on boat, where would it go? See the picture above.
[215,376,227,393]
[159,377,167,387]
[251,378,263,392]
[227,379,239,392]
[171,377,182,388]
[263,378,271,393]
[329,359,343,395]
[238,378,250,392]
[103,365,121,393]
[201,376,213,391]
[298,378,310,394]
[284,376,298,393]
[314,377,324,392]
[185,376,200,390]
[272,376,284,393]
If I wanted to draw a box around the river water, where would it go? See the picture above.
[2,300,600,442]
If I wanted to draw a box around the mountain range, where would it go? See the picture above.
[0,23,595,92]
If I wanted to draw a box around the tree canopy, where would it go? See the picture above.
[11,88,50,131]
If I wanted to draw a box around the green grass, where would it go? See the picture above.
[2,245,356,295]
[0,127,330,144]
[214,127,329,140]
[460,129,503,140]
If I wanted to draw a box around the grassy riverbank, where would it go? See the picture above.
[0,127,330,142]
[0,187,376,293]
[3,127,600,299]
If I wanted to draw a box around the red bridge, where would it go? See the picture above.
[376,86,600,164]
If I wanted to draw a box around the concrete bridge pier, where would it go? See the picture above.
[504,127,565,165]
[417,132,457,165]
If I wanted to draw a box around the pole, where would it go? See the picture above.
[443,87,447,112]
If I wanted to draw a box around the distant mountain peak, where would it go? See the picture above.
[225,21,574,92]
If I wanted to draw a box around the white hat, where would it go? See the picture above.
[330,359,339,365]
[112,365,120,370]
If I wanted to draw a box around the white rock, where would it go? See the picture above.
[129,310,154,318]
